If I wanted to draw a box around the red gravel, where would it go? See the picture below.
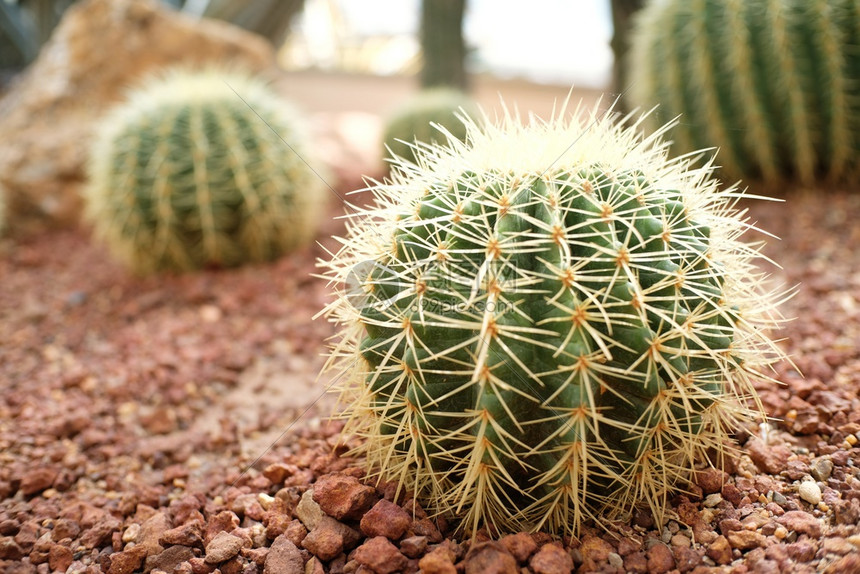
[1,189,860,573]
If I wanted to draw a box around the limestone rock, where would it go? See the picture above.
[0,0,275,231]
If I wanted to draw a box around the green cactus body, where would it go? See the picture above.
[629,0,859,185]
[85,68,325,274]
[321,102,787,536]
[382,88,480,168]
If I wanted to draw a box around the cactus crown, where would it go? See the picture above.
[321,99,787,536]
[382,88,480,168]
[85,67,325,274]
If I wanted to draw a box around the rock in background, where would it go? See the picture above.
[0,0,276,232]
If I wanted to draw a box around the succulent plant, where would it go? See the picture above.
[629,0,859,185]
[321,100,788,536]
[85,68,325,274]
[382,88,480,168]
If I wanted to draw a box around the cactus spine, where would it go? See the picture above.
[321,100,787,536]
[629,0,859,185]
[382,89,479,168]
[85,68,325,274]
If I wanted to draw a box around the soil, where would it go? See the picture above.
[2,75,860,574]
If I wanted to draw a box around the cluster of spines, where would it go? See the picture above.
[86,68,324,274]
[630,0,860,185]
[321,102,788,536]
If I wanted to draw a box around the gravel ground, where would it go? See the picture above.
[1,189,860,574]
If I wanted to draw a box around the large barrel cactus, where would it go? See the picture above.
[85,68,325,274]
[629,0,860,185]
[321,101,787,536]
[382,88,480,169]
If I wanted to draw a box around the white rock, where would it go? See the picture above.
[798,481,822,505]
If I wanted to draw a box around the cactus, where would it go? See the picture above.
[85,68,325,274]
[629,0,860,185]
[321,100,788,536]
[382,89,479,169]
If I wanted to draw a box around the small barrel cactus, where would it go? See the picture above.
[85,68,326,274]
[382,88,480,168]
[629,0,860,185]
[321,101,788,536]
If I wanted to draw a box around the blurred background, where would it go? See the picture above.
[0,0,643,229]
[0,0,624,117]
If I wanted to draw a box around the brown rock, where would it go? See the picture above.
[529,543,573,574]
[80,515,122,549]
[144,544,195,573]
[418,545,457,574]
[107,545,148,574]
[359,499,411,540]
[0,0,275,230]
[48,544,74,572]
[672,546,701,574]
[777,511,823,538]
[160,520,203,547]
[353,536,409,574]
[204,531,244,564]
[302,518,346,561]
[278,519,307,548]
[305,557,325,574]
[616,536,641,556]
[411,517,443,543]
[745,438,791,474]
[825,554,860,574]
[464,541,518,574]
[623,551,648,574]
[646,542,675,574]
[264,535,303,574]
[0,537,24,560]
[263,463,299,485]
[204,510,239,544]
[19,467,58,496]
[785,540,817,561]
[312,473,377,521]
[399,535,428,559]
[706,536,732,565]
[696,468,729,494]
[721,483,743,506]
[15,522,41,549]
[52,518,81,541]
[727,530,765,550]
[579,535,613,571]
[137,511,171,555]
[500,532,538,563]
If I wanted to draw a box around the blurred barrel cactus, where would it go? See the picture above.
[321,101,788,536]
[85,68,325,274]
[629,0,859,185]
[382,88,480,168]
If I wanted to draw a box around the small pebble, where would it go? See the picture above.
[772,491,787,505]
[608,552,624,569]
[703,493,723,508]
[774,526,788,540]
[810,458,833,482]
[122,524,140,544]
[798,481,822,505]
